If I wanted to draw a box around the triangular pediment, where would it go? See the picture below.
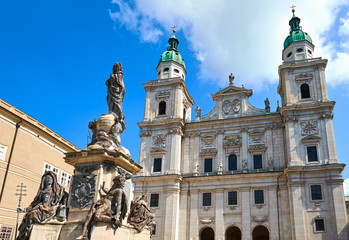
[212,85,252,100]
[301,134,321,143]
[150,147,167,155]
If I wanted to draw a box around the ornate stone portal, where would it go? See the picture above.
[21,63,152,240]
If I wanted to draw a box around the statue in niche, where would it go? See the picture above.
[242,159,248,169]
[264,98,270,113]
[217,161,223,172]
[195,105,201,119]
[193,161,199,174]
[16,171,68,240]
[77,174,128,240]
[127,195,155,233]
[268,158,274,168]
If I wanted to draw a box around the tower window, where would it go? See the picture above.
[158,71,161,76]
[164,68,169,72]
[315,219,325,231]
[253,155,263,169]
[153,158,162,172]
[204,158,213,173]
[159,101,166,115]
[174,69,179,73]
[307,146,318,162]
[287,52,292,58]
[300,84,310,99]
[308,49,312,54]
[228,154,237,171]
[203,193,212,206]
[183,108,186,120]
[296,48,304,53]
[150,194,159,207]
[311,185,322,200]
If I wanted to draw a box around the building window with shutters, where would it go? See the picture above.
[153,158,162,173]
[60,171,72,188]
[0,144,7,161]
[310,185,323,201]
[254,190,264,205]
[307,146,318,162]
[227,191,238,206]
[150,194,159,207]
[253,155,263,169]
[0,225,14,240]
[204,158,213,173]
[43,162,59,177]
[203,192,212,207]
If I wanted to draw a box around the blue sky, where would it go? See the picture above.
[1,1,349,186]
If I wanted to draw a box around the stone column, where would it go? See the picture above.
[178,189,189,240]
[265,127,273,169]
[288,183,307,240]
[329,181,348,239]
[240,129,248,170]
[168,128,182,174]
[284,119,300,166]
[163,185,180,240]
[215,189,224,240]
[323,117,338,163]
[216,130,224,172]
[268,187,278,239]
[190,190,199,240]
[241,187,251,239]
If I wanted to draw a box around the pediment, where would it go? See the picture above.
[301,135,321,143]
[212,85,252,100]
[150,147,167,155]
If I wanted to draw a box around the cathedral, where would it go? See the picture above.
[133,10,348,240]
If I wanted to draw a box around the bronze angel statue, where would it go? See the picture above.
[16,171,68,240]
[77,174,128,240]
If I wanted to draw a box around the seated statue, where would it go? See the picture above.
[127,195,155,233]
[77,174,128,240]
[16,171,67,240]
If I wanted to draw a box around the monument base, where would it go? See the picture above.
[30,222,151,240]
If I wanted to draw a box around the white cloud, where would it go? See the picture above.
[343,178,349,196]
[109,0,349,89]
[339,12,349,36]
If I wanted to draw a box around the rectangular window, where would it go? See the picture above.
[204,158,213,172]
[0,145,6,160]
[307,146,318,162]
[152,224,156,235]
[311,185,323,200]
[254,190,264,204]
[43,162,59,177]
[228,154,237,171]
[60,171,72,188]
[203,192,212,206]
[0,225,14,240]
[150,194,159,207]
[228,191,238,205]
[253,155,263,169]
[153,158,162,172]
[315,219,325,231]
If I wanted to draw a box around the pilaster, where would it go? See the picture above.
[215,189,224,240]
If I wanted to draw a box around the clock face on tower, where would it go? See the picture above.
[301,121,318,135]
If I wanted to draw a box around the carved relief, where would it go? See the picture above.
[295,73,313,84]
[153,135,166,148]
[139,130,151,137]
[222,100,232,114]
[200,218,214,224]
[223,135,242,148]
[183,98,191,109]
[284,115,298,122]
[319,112,334,119]
[201,134,216,148]
[251,215,269,222]
[301,121,318,135]
[248,144,267,152]
[232,99,241,113]
[70,174,97,209]
[200,148,218,156]
[168,127,183,135]
[155,91,170,101]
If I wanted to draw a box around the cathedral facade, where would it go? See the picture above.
[133,11,348,240]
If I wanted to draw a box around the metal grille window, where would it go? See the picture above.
[150,194,159,207]
[204,158,213,172]
[203,193,212,206]
[315,219,325,231]
[254,190,264,204]
[153,158,162,172]
[228,191,237,205]
[0,226,13,240]
[228,154,237,171]
[307,146,318,162]
[311,185,322,200]
[253,155,263,169]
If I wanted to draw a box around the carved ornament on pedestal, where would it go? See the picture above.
[70,174,97,209]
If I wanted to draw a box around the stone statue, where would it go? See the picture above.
[193,161,199,173]
[77,174,128,240]
[265,98,270,113]
[276,100,280,112]
[16,171,67,240]
[87,119,97,146]
[242,159,247,169]
[268,158,274,168]
[217,161,223,172]
[127,195,155,233]
[229,73,235,85]
[195,105,201,119]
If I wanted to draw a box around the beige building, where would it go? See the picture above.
[133,11,348,240]
[0,99,79,240]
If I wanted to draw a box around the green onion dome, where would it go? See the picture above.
[284,10,312,49]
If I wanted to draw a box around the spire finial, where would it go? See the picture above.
[290,5,296,14]
[172,25,176,34]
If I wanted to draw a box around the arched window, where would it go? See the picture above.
[225,226,242,240]
[200,227,214,240]
[252,225,269,240]
[159,101,166,115]
[183,108,186,120]
[228,154,237,171]
[300,84,310,99]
